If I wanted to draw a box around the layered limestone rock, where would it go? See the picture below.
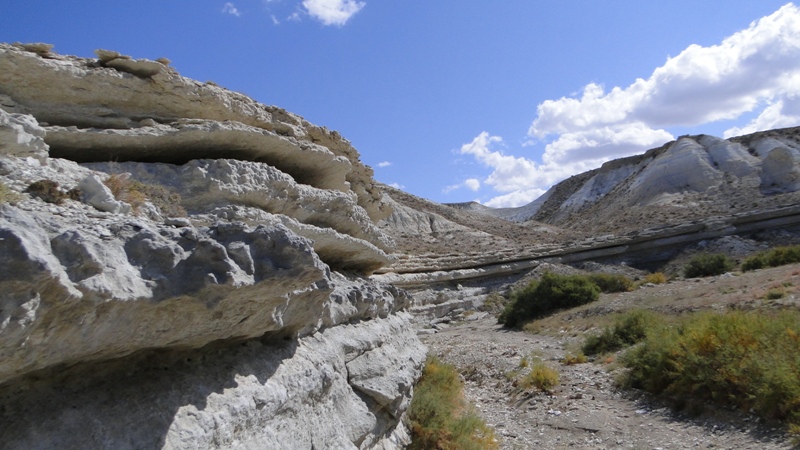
[0,108,48,163]
[0,44,422,449]
[0,313,425,450]
[0,42,390,222]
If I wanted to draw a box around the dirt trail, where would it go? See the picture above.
[421,316,794,450]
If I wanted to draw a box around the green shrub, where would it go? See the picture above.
[587,273,635,293]
[562,352,588,365]
[765,288,786,300]
[742,254,767,272]
[683,253,734,278]
[519,362,560,392]
[499,272,600,328]
[582,309,657,355]
[481,292,507,314]
[408,356,498,450]
[743,245,800,272]
[621,311,800,437]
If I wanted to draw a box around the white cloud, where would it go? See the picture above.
[530,3,800,157]
[444,177,481,194]
[456,3,800,209]
[724,96,800,137]
[454,132,587,207]
[388,182,405,190]
[222,2,241,17]
[464,178,481,191]
[302,0,364,26]
[376,161,392,168]
[485,188,546,208]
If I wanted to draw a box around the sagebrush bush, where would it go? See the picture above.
[683,253,734,278]
[562,352,588,365]
[499,272,600,328]
[621,310,800,437]
[587,273,635,293]
[582,309,657,355]
[642,272,668,285]
[743,245,800,272]
[519,362,560,392]
[408,356,498,450]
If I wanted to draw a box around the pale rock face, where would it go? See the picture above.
[84,159,395,253]
[628,137,723,205]
[0,44,421,449]
[558,161,638,216]
[761,146,800,192]
[698,135,759,179]
[0,313,426,450]
[0,43,390,222]
[0,108,48,162]
[45,120,354,193]
[77,174,131,213]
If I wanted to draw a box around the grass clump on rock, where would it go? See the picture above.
[0,181,21,204]
[408,355,497,450]
[683,253,734,278]
[620,310,800,438]
[499,272,600,328]
[104,173,186,217]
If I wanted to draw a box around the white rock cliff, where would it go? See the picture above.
[0,43,424,449]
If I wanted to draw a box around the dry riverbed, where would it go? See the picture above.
[421,265,800,449]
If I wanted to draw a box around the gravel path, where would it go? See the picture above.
[421,316,795,450]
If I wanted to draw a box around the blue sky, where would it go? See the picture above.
[2,1,799,207]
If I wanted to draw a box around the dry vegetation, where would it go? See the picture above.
[509,262,800,441]
[104,173,186,217]
[408,356,498,450]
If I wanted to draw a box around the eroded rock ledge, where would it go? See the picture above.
[0,43,422,449]
[0,42,390,222]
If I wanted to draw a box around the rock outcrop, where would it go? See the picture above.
[0,42,391,223]
[0,43,423,449]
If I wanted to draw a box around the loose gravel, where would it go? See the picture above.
[422,316,795,450]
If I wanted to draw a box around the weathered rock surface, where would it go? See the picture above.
[0,108,48,162]
[0,43,422,449]
[0,42,390,222]
[0,313,426,450]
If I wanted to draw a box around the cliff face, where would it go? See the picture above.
[0,43,424,449]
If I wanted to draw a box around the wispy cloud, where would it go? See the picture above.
[444,178,481,194]
[376,161,392,168]
[302,0,364,26]
[388,182,405,190]
[222,2,241,17]
[457,3,800,208]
